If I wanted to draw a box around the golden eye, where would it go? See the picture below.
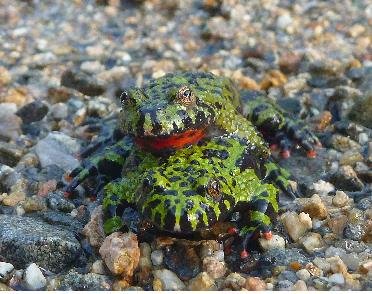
[120,91,130,105]
[207,178,221,200]
[177,86,196,106]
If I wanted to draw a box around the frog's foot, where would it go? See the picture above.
[271,125,321,159]
[239,224,272,259]
[263,161,299,199]
[64,165,98,197]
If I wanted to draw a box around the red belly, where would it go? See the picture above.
[135,128,206,152]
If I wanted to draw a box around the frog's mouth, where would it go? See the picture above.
[134,128,206,152]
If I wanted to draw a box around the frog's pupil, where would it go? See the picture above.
[120,91,129,104]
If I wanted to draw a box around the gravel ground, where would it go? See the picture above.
[0,0,371,291]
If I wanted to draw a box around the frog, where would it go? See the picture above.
[65,71,320,195]
[97,136,292,258]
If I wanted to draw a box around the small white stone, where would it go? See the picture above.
[214,250,225,262]
[300,232,323,253]
[91,259,107,275]
[296,269,311,281]
[23,263,46,290]
[0,262,14,282]
[80,61,105,74]
[259,234,285,251]
[50,103,68,120]
[151,250,164,266]
[358,133,369,145]
[312,180,335,196]
[153,269,185,291]
[328,273,345,285]
[276,13,293,30]
[332,191,349,207]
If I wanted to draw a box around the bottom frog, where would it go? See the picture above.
[96,135,295,259]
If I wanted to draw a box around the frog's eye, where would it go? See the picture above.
[120,91,130,105]
[177,86,196,106]
[206,178,221,200]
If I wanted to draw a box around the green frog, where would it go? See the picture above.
[65,71,319,257]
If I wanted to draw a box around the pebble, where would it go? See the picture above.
[0,66,11,86]
[328,273,345,285]
[259,234,285,251]
[0,262,14,283]
[99,232,140,279]
[150,250,164,266]
[300,232,324,253]
[292,279,307,291]
[50,103,68,120]
[34,131,80,171]
[15,100,49,123]
[0,141,24,167]
[326,256,348,275]
[244,277,267,291]
[23,263,47,290]
[302,194,328,220]
[328,215,348,235]
[1,191,25,206]
[277,280,294,290]
[282,211,312,241]
[61,69,106,96]
[223,272,246,290]
[202,256,226,279]
[0,103,22,141]
[339,150,364,166]
[91,259,107,275]
[332,191,350,207]
[331,135,361,152]
[164,243,201,281]
[296,269,311,281]
[152,269,185,291]
[348,94,372,128]
[187,272,215,291]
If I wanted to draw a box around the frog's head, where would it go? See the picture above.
[118,72,220,153]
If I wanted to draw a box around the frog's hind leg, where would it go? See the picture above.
[239,186,279,259]
[242,94,321,158]
[263,160,299,199]
[64,137,133,196]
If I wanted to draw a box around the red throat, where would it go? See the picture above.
[135,128,206,152]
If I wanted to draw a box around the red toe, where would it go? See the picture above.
[240,250,249,259]
[262,231,273,240]
[307,149,316,158]
[280,149,291,159]
[227,227,238,235]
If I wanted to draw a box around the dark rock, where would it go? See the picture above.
[343,223,365,241]
[276,280,294,291]
[348,94,372,128]
[329,165,364,192]
[0,215,82,272]
[278,270,299,283]
[163,243,201,281]
[16,100,49,124]
[56,269,112,291]
[61,70,105,96]
[356,197,372,210]
[0,141,23,167]
[46,191,76,212]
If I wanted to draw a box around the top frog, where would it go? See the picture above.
[119,72,320,159]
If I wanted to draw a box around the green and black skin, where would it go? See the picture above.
[99,136,291,258]
[65,71,320,257]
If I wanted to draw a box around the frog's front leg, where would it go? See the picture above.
[64,137,133,196]
[263,160,299,199]
[241,94,321,158]
[227,185,279,259]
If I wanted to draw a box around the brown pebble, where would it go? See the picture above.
[245,277,267,291]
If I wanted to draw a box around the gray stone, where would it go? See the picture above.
[57,269,112,291]
[0,103,22,141]
[151,250,164,266]
[0,215,82,272]
[34,132,80,171]
[153,269,185,290]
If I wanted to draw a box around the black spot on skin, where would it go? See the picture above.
[190,159,200,166]
[110,194,119,202]
[169,176,182,182]
[182,116,193,129]
[252,104,269,124]
[164,190,178,196]
[179,181,189,187]
[164,208,176,231]
[183,190,198,197]
[232,178,237,187]
[195,111,206,125]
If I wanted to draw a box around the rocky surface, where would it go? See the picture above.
[0,0,371,291]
